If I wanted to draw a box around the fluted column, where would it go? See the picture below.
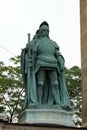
[80,0,87,126]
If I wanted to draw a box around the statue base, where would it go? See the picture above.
[18,109,74,126]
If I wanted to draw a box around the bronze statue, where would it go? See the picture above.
[21,21,72,110]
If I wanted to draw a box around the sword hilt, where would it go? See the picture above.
[28,33,30,43]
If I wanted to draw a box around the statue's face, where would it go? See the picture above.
[40,25,49,37]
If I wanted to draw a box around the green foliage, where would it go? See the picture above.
[65,66,82,126]
[0,57,82,125]
[0,56,24,123]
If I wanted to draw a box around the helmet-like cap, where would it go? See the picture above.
[39,21,49,28]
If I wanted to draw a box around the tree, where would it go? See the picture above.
[65,66,82,126]
[0,56,82,125]
[0,56,24,123]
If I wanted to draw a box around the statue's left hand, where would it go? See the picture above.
[60,65,64,71]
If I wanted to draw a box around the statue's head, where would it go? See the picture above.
[39,21,49,38]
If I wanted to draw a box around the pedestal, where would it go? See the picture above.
[18,109,74,126]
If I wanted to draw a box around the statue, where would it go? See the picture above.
[21,21,72,110]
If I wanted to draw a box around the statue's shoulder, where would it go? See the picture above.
[31,38,40,44]
[50,39,60,50]
[31,38,37,44]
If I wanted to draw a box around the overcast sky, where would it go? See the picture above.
[0,0,80,68]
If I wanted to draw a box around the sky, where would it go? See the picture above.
[0,0,81,68]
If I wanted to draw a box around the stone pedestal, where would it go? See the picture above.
[18,109,74,126]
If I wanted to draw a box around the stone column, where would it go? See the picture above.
[80,0,87,126]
